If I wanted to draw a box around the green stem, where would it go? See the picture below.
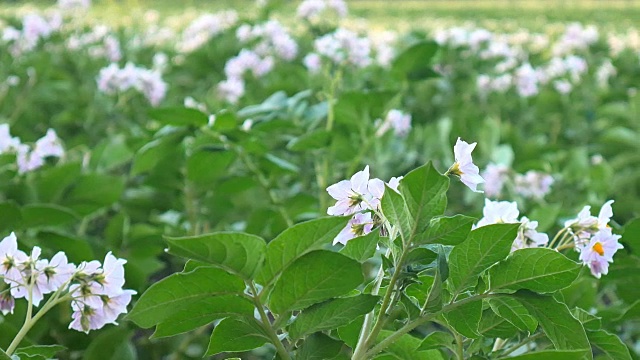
[453,331,464,360]
[248,282,291,360]
[548,227,569,249]
[362,293,495,359]
[499,333,544,357]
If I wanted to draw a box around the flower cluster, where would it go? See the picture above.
[66,25,122,62]
[474,199,549,252]
[306,28,372,70]
[236,20,298,61]
[375,109,412,137]
[2,13,62,56]
[562,200,623,278]
[96,62,167,106]
[325,166,401,245]
[0,125,65,174]
[296,0,348,22]
[58,0,91,11]
[0,233,135,333]
[482,163,554,200]
[176,11,238,53]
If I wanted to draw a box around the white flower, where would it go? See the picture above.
[217,78,245,104]
[449,137,485,193]
[0,233,28,285]
[476,199,520,228]
[303,53,322,73]
[0,292,15,315]
[0,124,21,153]
[69,302,107,334]
[36,252,76,294]
[92,252,127,297]
[388,176,403,193]
[34,129,64,159]
[333,212,374,245]
[578,228,623,278]
[327,166,383,215]
[100,289,137,324]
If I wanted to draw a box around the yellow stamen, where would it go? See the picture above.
[592,242,605,256]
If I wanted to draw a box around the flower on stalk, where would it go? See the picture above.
[475,199,520,228]
[333,212,374,245]
[564,200,614,247]
[578,228,623,278]
[447,137,485,193]
[375,109,412,137]
[326,165,384,215]
[511,217,549,252]
[0,291,15,315]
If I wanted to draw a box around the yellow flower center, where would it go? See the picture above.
[592,242,604,256]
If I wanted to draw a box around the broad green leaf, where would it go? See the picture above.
[478,308,519,338]
[206,317,269,356]
[417,331,455,352]
[587,329,632,360]
[620,218,640,252]
[151,295,254,338]
[287,129,331,152]
[417,215,475,246]
[443,297,483,338]
[289,294,379,339]
[572,308,602,330]
[380,184,412,242]
[186,149,235,184]
[505,350,591,360]
[489,248,581,293]
[148,106,208,127]
[406,275,434,306]
[257,216,349,288]
[515,291,591,356]
[405,248,437,267]
[0,349,9,360]
[398,162,449,242]
[63,174,125,215]
[375,331,445,360]
[20,204,77,229]
[126,267,245,328]
[391,41,440,81]
[296,333,346,360]
[337,316,364,349]
[165,232,266,280]
[88,134,133,171]
[15,345,65,359]
[83,328,134,360]
[340,230,379,262]
[131,132,184,175]
[0,202,22,233]
[448,223,520,294]
[488,297,537,333]
[269,250,364,314]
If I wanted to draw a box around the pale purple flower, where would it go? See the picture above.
[511,216,549,252]
[578,228,623,278]
[36,252,76,294]
[0,233,28,284]
[0,124,21,153]
[0,292,15,315]
[388,176,403,193]
[376,109,411,137]
[16,144,44,174]
[449,137,485,193]
[34,129,64,159]
[10,246,47,306]
[481,163,509,198]
[514,171,554,199]
[92,252,126,296]
[515,63,539,98]
[100,289,136,324]
[303,53,322,73]
[333,212,374,245]
[217,78,245,104]
[69,302,107,334]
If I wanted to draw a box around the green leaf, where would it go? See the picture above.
[399,161,449,242]
[417,331,455,352]
[375,331,445,360]
[417,215,475,246]
[340,230,379,262]
[287,129,331,152]
[270,250,363,314]
[131,132,184,176]
[151,294,255,338]
[337,316,364,348]
[257,216,349,288]
[165,232,266,280]
[391,41,440,81]
[380,184,412,242]
[515,291,591,355]
[478,308,519,338]
[448,223,520,294]
[0,349,10,360]
[63,174,125,215]
[126,267,245,328]
[20,204,78,229]
[424,245,448,312]
[0,202,22,234]
[587,329,632,360]
[489,248,581,293]
[443,297,483,338]
[296,333,345,360]
[487,297,537,333]
[504,350,591,360]
[206,317,269,356]
[289,294,379,339]
[186,149,235,184]
[15,345,65,359]
[265,153,299,173]
[572,308,602,331]
[405,248,437,267]
[148,106,208,127]
[83,328,134,360]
